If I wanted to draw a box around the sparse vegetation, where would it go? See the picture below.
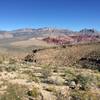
[0,42,100,99]
[76,74,92,90]
[41,64,52,78]
[0,84,27,100]
[27,86,42,100]
[70,90,100,100]
[9,58,17,64]
[45,86,56,93]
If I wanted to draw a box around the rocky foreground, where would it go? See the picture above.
[0,42,100,100]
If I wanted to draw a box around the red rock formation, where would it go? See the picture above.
[43,35,100,45]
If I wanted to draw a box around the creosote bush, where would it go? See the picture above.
[76,74,92,90]
[41,64,52,78]
[27,86,42,99]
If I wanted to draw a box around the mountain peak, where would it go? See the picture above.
[80,28,97,33]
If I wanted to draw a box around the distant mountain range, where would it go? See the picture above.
[0,28,99,39]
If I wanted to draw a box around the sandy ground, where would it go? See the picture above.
[11,38,54,47]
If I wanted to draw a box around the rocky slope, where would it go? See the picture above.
[0,42,100,100]
[24,42,100,71]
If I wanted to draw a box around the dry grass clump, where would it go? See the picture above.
[27,86,43,100]
[0,84,27,100]
[22,70,40,83]
[41,64,52,78]
[70,90,100,100]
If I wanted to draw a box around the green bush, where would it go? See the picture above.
[64,69,76,82]
[76,74,92,90]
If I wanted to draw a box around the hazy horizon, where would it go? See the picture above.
[0,27,100,32]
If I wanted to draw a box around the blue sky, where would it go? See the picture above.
[0,0,100,31]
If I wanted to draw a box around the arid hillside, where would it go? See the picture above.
[0,42,100,100]
[25,42,100,70]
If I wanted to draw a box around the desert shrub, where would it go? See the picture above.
[27,86,42,99]
[0,66,4,72]
[0,64,17,72]
[56,89,69,100]
[9,58,17,64]
[65,69,76,78]
[53,65,59,73]
[64,69,77,85]
[0,55,14,64]
[5,65,17,72]
[45,86,56,93]
[29,74,40,83]
[76,74,92,90]
[22,70,40,83]
[0,84,27,100]
[70,90,100,100]
[0,55,7,64]
[56,92,69,100]
[41,64,52,78]
[27,87,39,97]
[47,76,65,85]
[96,77,100,89]
[97,82,100,88]
[22,70,32,74]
